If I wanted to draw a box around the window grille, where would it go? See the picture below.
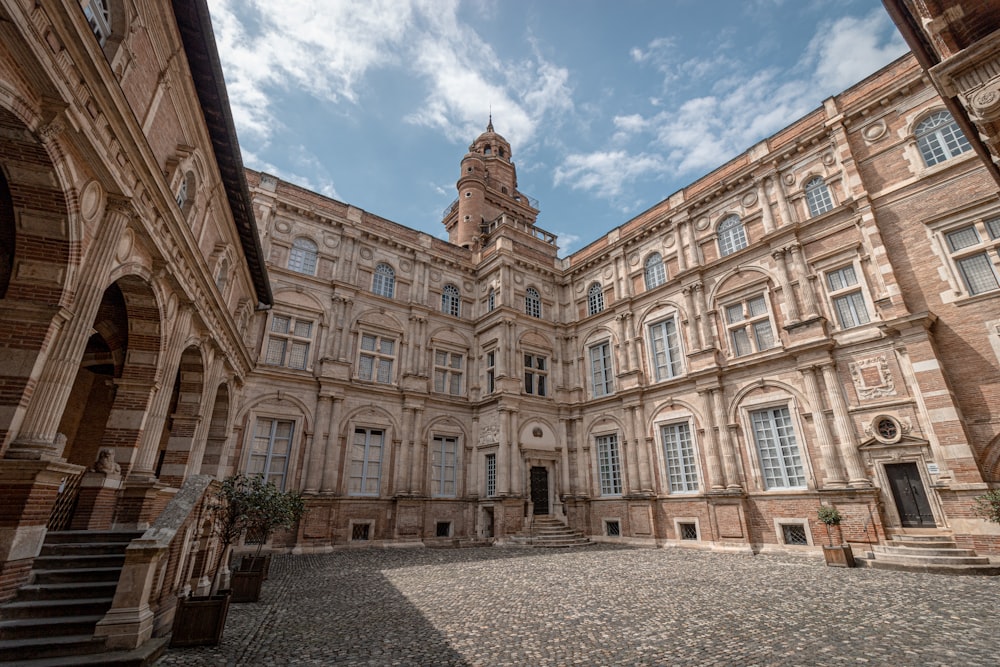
[915,110,971,167]
[648,317,682,381]
[781,524,808,546]
[717,215,748,256]
[679,523,698,541]
[804,177,834,217]
[372,263,395,298]
[587,283,605,316]
[605,520,621,537]
[351,523,371,541]
[288,238,318,275]
[644,253,666,289]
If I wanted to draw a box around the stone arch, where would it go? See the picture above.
[422,414,468,442]
[707,265,775,306]
[0,106,74,449]
[645,398,706,435]
[728,378,809,423]
[155,345,206,487]
[199,381,231,477]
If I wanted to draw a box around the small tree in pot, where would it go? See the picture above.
[973,489,1000,525]
[817,505,855,568]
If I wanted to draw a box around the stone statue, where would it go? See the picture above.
[91,448,121,475]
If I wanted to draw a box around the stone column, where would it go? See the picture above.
[683,285,702,349]
[694,282,715,350]
[774,172,794,227]
[820,362,869,486]
[337,298,354,363]
[712,389,741,490]
[320,397,343,493]
[305,395,332,492]
[698,390,726,490]
[757,178,775,234]
[497,408,511,495]
[788,244,819,318]
[799,366,846,487]
[771,249,801,323]
[8,198,134,459]
[675,220,688,273]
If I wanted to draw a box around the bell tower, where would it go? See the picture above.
[443,118,540,249]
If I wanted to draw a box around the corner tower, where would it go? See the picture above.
[443,119,541,249]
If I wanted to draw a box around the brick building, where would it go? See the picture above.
[242,53,1000,558]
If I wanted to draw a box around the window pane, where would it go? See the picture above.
[986,217,1000,240]
[288,341,309,369]
[947,226,979,252]
[293,320,312,338]
[377,359,393,384]
[748,296,767,318]
[957,253,999,295]
[361,334,376,351]
[265,338,285,365]
[270,316,290,334]
[753,321,775,351]
[436,351,448,366]
[731,328,752,357]
[726,304,744,324]
[358,354,373,380]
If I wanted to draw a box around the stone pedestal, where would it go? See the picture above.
[70,470,124,530]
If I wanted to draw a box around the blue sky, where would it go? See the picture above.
[209,0,909,255]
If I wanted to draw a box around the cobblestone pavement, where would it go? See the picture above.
[155,545,1000,666]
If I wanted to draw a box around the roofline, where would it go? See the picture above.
[170,0,273,308]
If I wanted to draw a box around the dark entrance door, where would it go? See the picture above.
[885,462,936,527]
[530,466,548,515]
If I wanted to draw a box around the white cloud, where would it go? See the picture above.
[806,10,909,92]
[554,151,666,199]
[242,148,340,200]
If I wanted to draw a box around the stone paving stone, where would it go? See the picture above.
[155,545,1000,666]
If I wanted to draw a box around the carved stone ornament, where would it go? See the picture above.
[80,180,104,223]
[115,228,134,262]
[323,234,339,248]
[602,266,614,280]
[479,416,499,445]
[862,120,887,143]
[628,253,640,266]
[463,281,473,292]
[695,216,710,231]
[399,259,412,272]
[969,84,1000,122]
[532,427,543,438]
[90,448,121,475]
[664,232,676,248]
[741,191,757,207]
[849,355,896,400]
[359,247,373,260]
[822,151,836,166]
[274,220,291,234]
[429,269,441,283]
[783,172,796,186]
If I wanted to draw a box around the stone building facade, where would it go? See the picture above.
[242,54,1000,556]
[0,0,270,603]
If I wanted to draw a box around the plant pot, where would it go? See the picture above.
[239,554,271,580]
[822,544,856,568]
[170,591,231,647]
[231,568,264,602]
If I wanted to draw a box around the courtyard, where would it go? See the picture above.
[154,544,999,666]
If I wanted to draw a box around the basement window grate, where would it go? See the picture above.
[351,523,371,541]
[605,520,621,537]
[679,523,698,541]
[781,524,808,546]
[436,521,451,538]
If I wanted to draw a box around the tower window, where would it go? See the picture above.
[484,146,492,155]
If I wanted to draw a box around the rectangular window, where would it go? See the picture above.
[826,266,870,329]
[751,407,806,490]
[660,422,698,493]
[945,222,1000,295]
[433,350,464,396]
[486,349,496,394]
[431,435,458,497]
[485,453,496,497]
[596,433,622,496]
[781,524,808,546]
[523,354,548,396]
[264,315,313,370]
[725,295,775,357]
[679,522,698,541]
[589,341,614,397]
[248,418,292,490]
[358,333,395,384]
[648,317,682,381]
[348,428,384,496]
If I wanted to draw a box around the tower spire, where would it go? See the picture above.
[487,107,493,133]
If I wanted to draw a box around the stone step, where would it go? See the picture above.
[32,553,126,571]
[0,614,104,641]
[0,636,168,667]
[41,531,142,545]
[876,545,979,558]
[12,581,119,603]
[0,634,106,663]
[0,597,113,621]
[857,557,1000,576]
[31,567,123,586]
[867,551,991,566]
[40,541,138,557]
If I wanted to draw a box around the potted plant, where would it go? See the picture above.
[231,478,305,602]
[973,489,1000,524]
[817,505,855,568]
[171,475,256,646]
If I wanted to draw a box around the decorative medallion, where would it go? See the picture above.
[115,228,134,262]
[628,253,640,267]
[741,191,757,208]
[861,120,887,142]
[602,266,614,280]
[849,355,896,400]
[274,220,291,234]
[695,216,710,231]
[576,282,585,294]
[359,247,373,260]
[429,269,441,283]
[970,85,1000,121]
[463,281,473,292]
[80,180,103,223]
[822,151,836,166]
[783,172,796,186]
[513,273,523,285]
[664,233,676,248]
[323,234,339,249]
[399,259,411,272]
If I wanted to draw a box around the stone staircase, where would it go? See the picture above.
[856,533,1000,576]
[510,516,592,548]
[0,529,158,665]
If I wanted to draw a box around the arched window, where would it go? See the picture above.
[644,253,666,290]
[372,263,395,298]
[915,110,971,167]
[288,237,318,276]
[588,283,605,316]
[442,284,461,317]
[525,287,541,318]
[804,177,834,217]
[717,215,748,257]
[487,288,496,312]
[81,0,111,46]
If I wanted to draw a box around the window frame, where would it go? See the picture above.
[644,252,666,290]
[348,427,385,496]
[804,176,834,217]
[749,405,807,490]
[647,315,683,382]
[659,421,699,494]
[246,416,294,491]
[523,351,548,397]
[357,331,397,384]
[587,282,605,316]
[914,110,972,168]
[263,312,315,370]
[372,262,396,299]
[825,264,871,329]
[485,452,497,497]
[433,348,464,396]
[595,433,623,496]
[717,214,748,257]
[430,435,459,498]
[288,237,319,276]
[525,287,542,318]
[441,283,461,317]
[485,348,497,394]
[723,293,777,358]
[589,340,614,397]
[940,217,1000,297]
